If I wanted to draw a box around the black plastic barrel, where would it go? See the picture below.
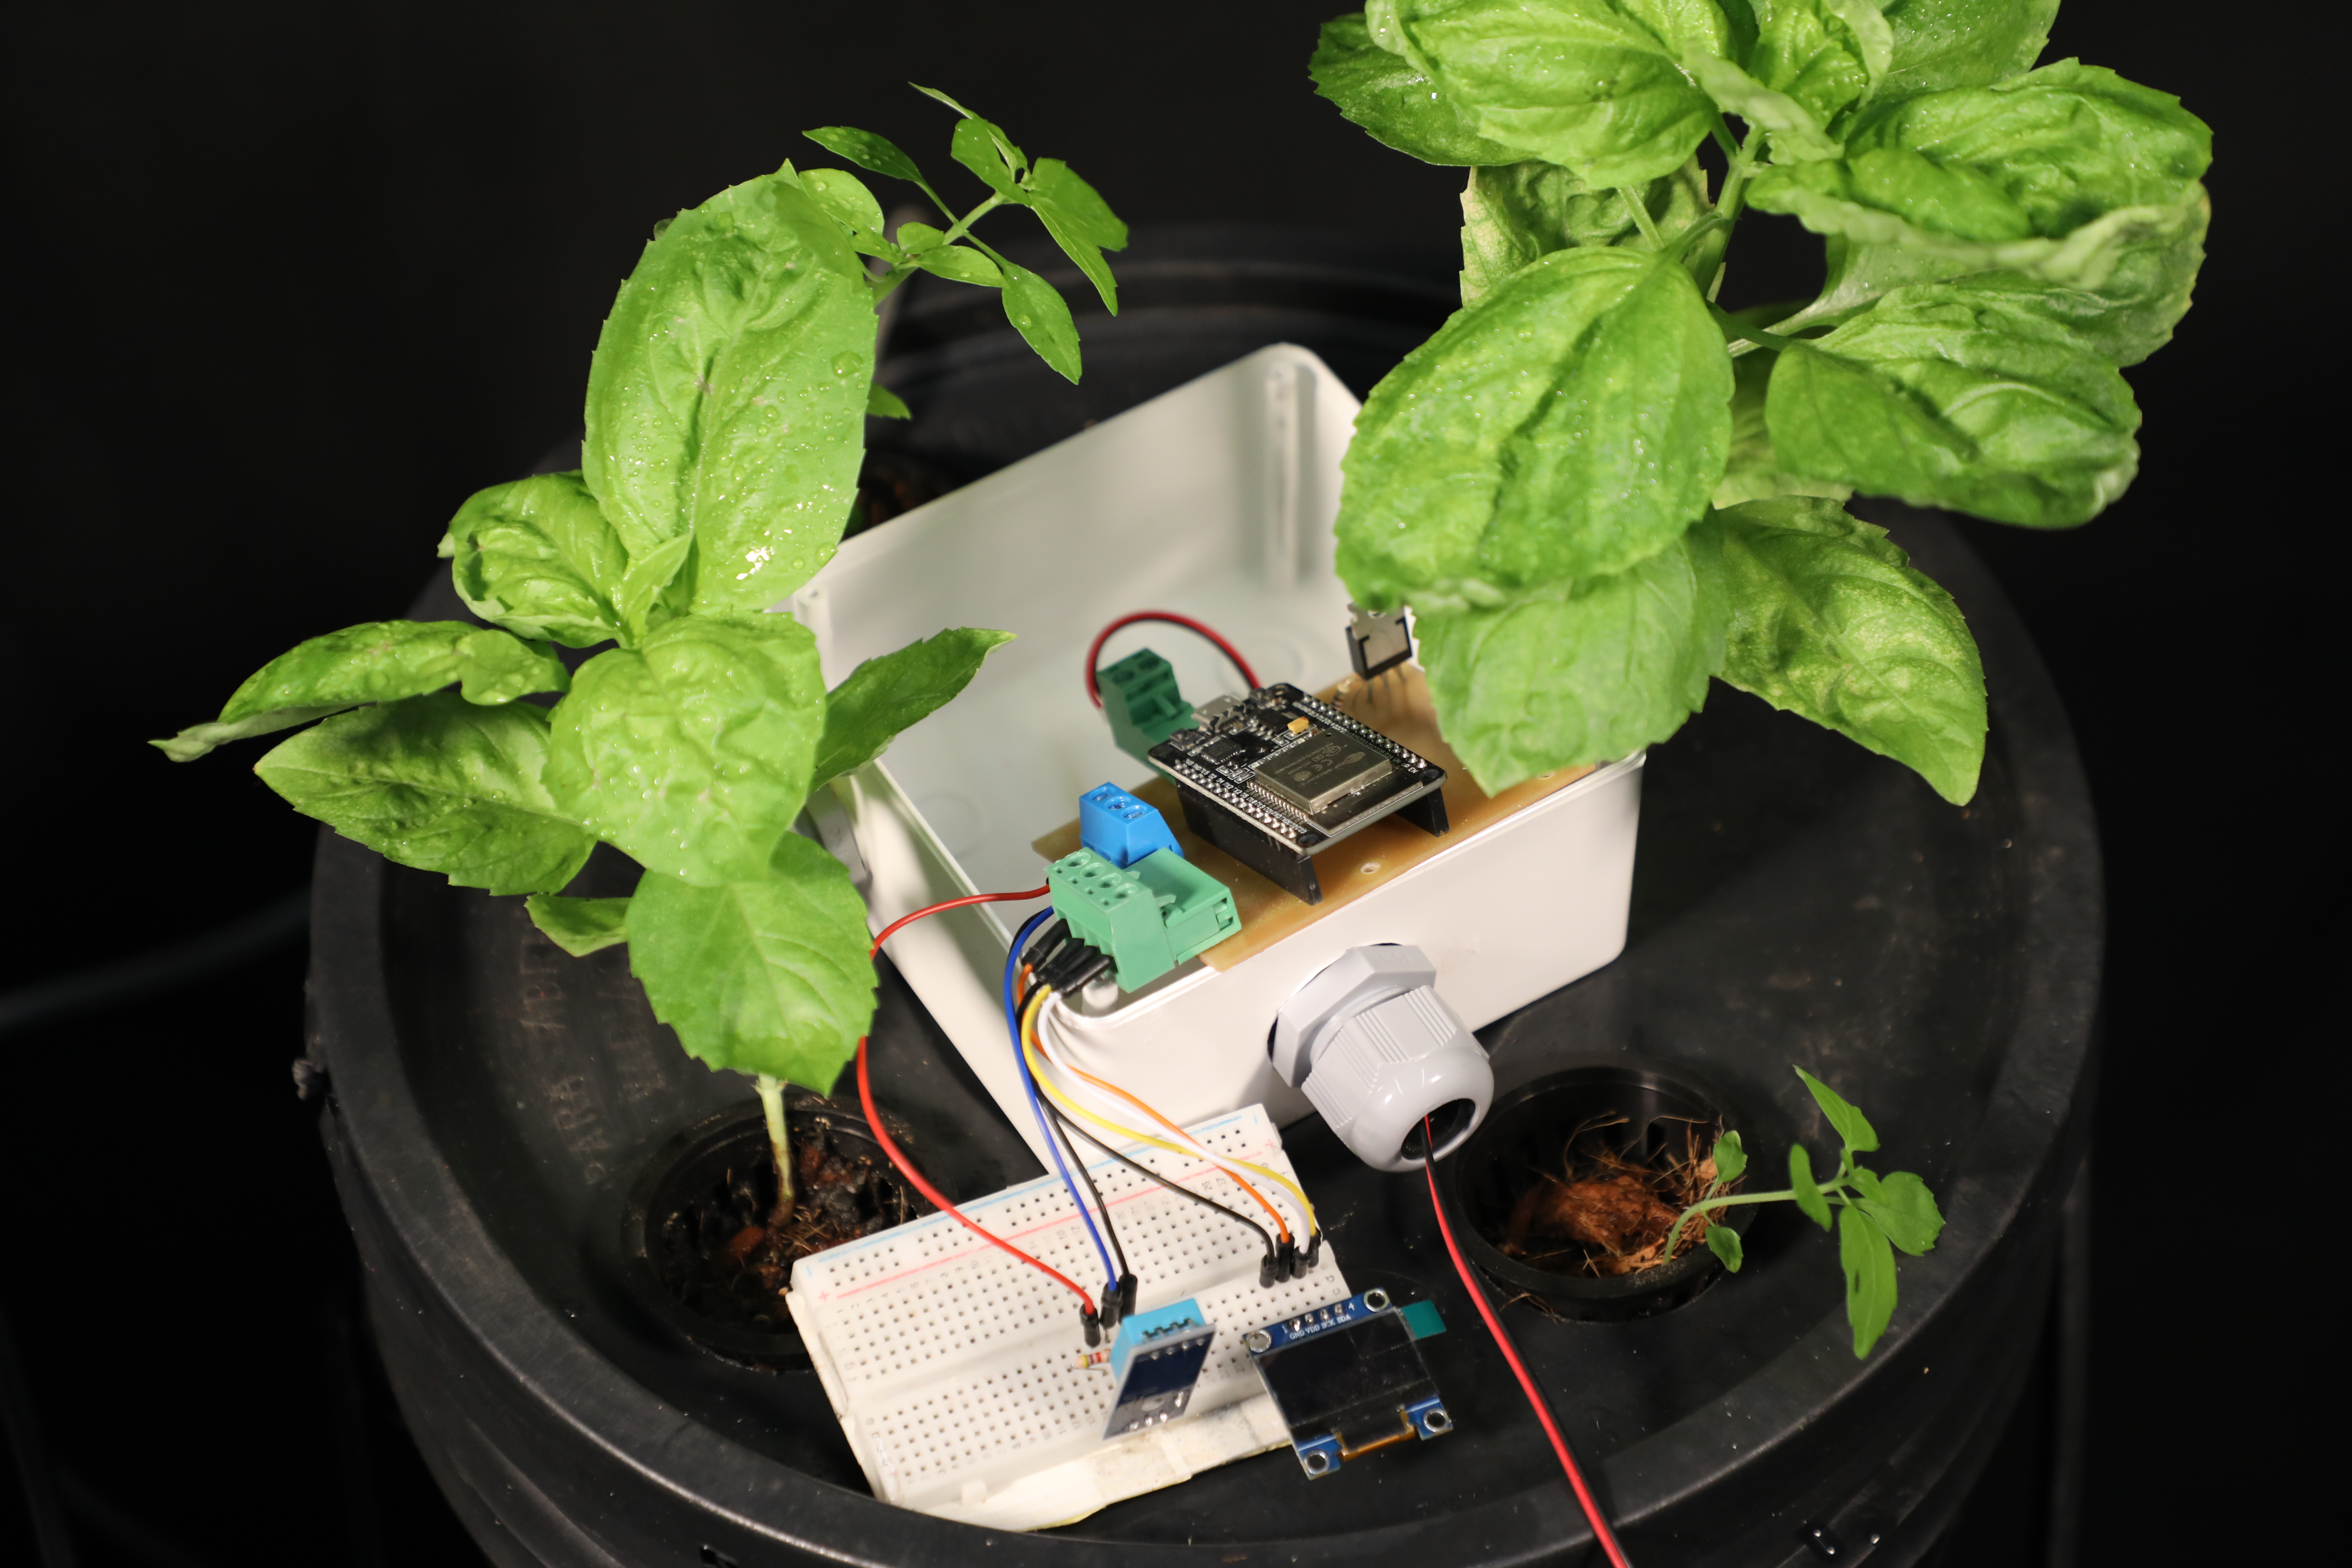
[307,227,2099,1567]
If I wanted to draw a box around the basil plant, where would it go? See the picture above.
[158,94,1126,1148]
[1313,0,2209,801]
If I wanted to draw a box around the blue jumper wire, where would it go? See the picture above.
[1003,907,1118,1293]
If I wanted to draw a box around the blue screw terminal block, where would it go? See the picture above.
[1079,782,1183,869]
[1104,1299,1216,1437]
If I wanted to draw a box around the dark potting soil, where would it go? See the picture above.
[648,1099,921,1336]
[1492,1114,1740,1279]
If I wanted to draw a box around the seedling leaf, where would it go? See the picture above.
[999,260,1082,383]
[1795,1065,1880,1154]
[1707,1222,1745,1272]
[802,126,927,189]
[1858,1170,1945,1255]
[1711,1130,1747,1187]
[1839,1205,1899,1357]
[1790,1143,1833,1230]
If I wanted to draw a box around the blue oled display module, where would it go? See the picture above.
[1105,1300,1217,1438]
[1243,1289,1452,1479]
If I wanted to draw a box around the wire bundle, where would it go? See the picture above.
[1006,917,1322,1304]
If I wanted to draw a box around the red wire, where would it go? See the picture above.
[852,887,1096,1310]
[1083,611,1260,707]
[1424,1123,1635,1568]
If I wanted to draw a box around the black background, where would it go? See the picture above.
[0,3,2327,1563]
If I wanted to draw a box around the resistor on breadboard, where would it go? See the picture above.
[788,1105,1348,1528]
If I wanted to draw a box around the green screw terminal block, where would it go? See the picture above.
[1048,846,1242,991]
[1098,648,1195,765]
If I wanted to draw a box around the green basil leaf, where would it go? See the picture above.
[1847,1164,1885,1202]
[1707,1222,1745,1271]
[917,244,1005,288]
[1838,1205,1900,1357]
[1847,63,2211,236]
[1742,0,1893,128]
[1715,345,1854,507]
[1711,1129,1747,1185]
[254,694,595,896]
[525,894,632,957]
[612,532,696,648]
[1878,0,2057,98]
[1795,1065,1880,1155]
[1749,63,2211,286]
[1709,497,1985,803]
[1413,531,1723,790]
[1459,158,1709,304]
[950,116,1028,203]
[627,831,878,1086]
[163,620,573,763]
[1000,260,1082,384]
[1035,223,1117,314]
[546,612,826,886]
[894,221,945,253]
[803,126,930,190]
[798,167,892,255]
[1766,279,2141,527]
[811,627,1016,790]
[1026,159,1126,248]
[1776,185,2208,366]
[911,84,1029,178]
[1392,0,1731,187]
[216,621,479,723]
[1789,1143,1833,1231]
[438,472,627,648]
[1337,246,1730,604]
[1310,12,1525,166]
[1028,160,1126,314]
[1857,1170,1945,1256]
[1684,52,1844,163]
[454,630,571,706]
[151,705,354,764]
[867,383,911,419]
[581,169,874,614]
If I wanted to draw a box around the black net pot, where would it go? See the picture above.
[1436,1063,1768,1322]
[620,1091,929,1371]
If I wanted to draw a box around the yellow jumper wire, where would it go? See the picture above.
[1020,989,1318,1239]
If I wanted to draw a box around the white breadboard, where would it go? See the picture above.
[789,1105,1348,1529]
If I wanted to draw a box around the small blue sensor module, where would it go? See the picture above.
[1104,1299,1216,1437]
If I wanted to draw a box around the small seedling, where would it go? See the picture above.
[1665,1067,1945,1358]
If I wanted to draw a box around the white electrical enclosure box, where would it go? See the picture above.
[788,1105,1344,1529]
[791,346,1642,1164]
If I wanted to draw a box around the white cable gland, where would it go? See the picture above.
[1273,945,1492,1172]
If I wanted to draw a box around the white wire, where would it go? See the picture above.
[1035,995,1308,1236]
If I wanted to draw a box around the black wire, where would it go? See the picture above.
[1055,1109,1128,1279]
[1018,975,1127,1280]
[1049,1101,1277,1261]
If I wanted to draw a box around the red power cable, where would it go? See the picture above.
[853,887,1096,1310]
[1083,611,1259,707]
[1424,1121,1636,1568]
